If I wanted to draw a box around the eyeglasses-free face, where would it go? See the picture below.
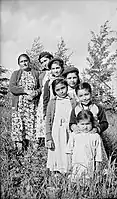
[40,57,50,70]
[77,89,91,106]
[19,56,29,69]
[54,83,68,98]
[77,118,93,133]
[51,63,63,77]
[66,72,78,88]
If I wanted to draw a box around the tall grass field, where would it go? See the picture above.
[1,94,117,199]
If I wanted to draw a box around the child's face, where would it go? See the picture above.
[40,57,50,69]
[66,72,78,88]
[77,89,91,106]
[19,56,29,70]
[77,119,92,133]
[51,63,62,77]
[55,83,68,98]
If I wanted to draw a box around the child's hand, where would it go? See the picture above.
[71,124,80,134]
[90,127,98,134]
[46,140,55,150]
[46,140,52,148]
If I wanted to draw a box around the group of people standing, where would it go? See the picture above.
[9,51,109,181]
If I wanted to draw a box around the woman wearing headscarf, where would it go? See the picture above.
[9,53,41,151]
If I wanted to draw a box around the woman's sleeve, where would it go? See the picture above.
[34,72,42,97]
[43,80,50,117]
[9,71,25,95]
[45,100,53,142]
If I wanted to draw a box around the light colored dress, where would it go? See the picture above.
[47,96,72,173]
[66,132,107,179]
[36,71,51,139]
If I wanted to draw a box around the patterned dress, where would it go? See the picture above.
[12,70,37,142]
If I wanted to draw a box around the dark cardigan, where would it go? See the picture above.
[69,102,108,135]
[9,68,41,110]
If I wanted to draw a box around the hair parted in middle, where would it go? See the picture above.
[18,53,30,65]
[52,77,68,96]
[75,82,92,95]
[76,109,95,127]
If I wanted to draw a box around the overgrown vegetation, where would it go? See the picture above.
[0,65,9,106]
[82,21,117,107]
[1,98,117,198]
[1,20,117,198]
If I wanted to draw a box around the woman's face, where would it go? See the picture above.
[40,57,50,70]
[51,63,63,77]
[55,83,68,98]
[77,118,92,133]
[77,89,91,106]
[19,56,29,70]
[66,72,78,88]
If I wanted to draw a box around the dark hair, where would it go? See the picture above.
[52,61,64,75]
[52,77,68,96]
[18,54,30,65]
[75,82,92,95]
[38,51,53,62]
[76,109,95,127]
[69,71,80,86]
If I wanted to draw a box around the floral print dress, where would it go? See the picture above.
[12,70,37,142]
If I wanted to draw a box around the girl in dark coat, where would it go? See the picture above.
[36,52,53,146]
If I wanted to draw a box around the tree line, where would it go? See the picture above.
[1,20,117,109]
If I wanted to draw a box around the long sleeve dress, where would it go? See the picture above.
[46,96,73,173]
[66,132,107,180]
[9,69,41,142]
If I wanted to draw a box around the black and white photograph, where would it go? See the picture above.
[1,0,117,198]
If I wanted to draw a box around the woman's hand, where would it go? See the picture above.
[24,89,31,95]
[24,89,38,101]
[30,90,38,98]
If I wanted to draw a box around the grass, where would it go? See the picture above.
[1,95,117,199]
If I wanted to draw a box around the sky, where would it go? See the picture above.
[1,0,117,77]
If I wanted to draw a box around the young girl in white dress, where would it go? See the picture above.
[46,78,76,174]
[66,109,107,181]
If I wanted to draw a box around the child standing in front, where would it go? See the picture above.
[46,78,76,174]
[67,109,107,180]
